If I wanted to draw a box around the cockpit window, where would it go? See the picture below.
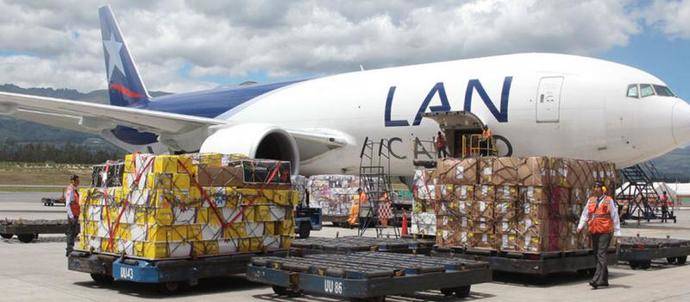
[653,85,675,97]
[640,84,654,98]
[627,84,638,98]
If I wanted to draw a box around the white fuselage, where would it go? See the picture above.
[219,53,690,176]
[110,53,690,176]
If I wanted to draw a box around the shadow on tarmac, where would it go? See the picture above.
[252,289,496,302]
[73,275,268,298]
[489,269,634,288]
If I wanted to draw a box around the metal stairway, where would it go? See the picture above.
[358,137,398,237]
[616,162,675,223]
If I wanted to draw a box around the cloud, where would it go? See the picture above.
[0,0,643,93]
[643,0,690,39]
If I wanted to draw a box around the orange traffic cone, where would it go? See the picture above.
[401,210,408,236]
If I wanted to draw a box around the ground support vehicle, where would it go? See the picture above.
[246,251,491,301]
[0,219,69,243]
[68,249,288,293]
[433,246,618,276]
[618,236,690,269]
[295,206,322,239]
[41,197,65,206]
[290,236,434,256]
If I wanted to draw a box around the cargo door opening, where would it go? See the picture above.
[422,111,495,161]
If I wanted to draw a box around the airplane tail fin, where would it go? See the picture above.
[98,5,150,107]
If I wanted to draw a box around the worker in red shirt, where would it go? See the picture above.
[660,191,670,223]
[65,175,81,256]
[435,131,449,159]
[577,183,621,289]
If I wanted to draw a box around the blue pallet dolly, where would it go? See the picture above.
[246,251,492,301]
[68,249,287,293]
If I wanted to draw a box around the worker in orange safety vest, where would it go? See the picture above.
[348,188,367,226]
[65,175,81,256]
[577,182,621,289]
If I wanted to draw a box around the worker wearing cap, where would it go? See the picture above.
[577,183,621,289]
[65,175,81,256]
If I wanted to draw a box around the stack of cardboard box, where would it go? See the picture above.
[77,153,299,260]
[423,156,616,253]
[307,175,360,219]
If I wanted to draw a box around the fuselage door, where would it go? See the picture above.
[536,76,564,123]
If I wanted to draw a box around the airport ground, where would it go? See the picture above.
[1,191,690,302]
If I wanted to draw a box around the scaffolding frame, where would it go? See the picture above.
[358,137,399,237]
[616,163,676,224]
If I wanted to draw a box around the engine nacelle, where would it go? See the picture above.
[199,123,300,175]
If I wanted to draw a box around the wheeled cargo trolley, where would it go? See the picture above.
[290,236,434,256]
[246,251,492,301]
[0,219,69,243]
[433,246,618,276]
[68,249,287,293]
[618,236,690,269]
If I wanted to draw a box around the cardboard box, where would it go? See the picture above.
[436,158,478,185]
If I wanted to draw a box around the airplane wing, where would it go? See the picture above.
[0,92,226,134]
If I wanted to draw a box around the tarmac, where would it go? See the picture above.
[1,190,690,302]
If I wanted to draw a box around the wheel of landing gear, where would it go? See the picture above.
[17,234,35,243]
[676,256,687,265]
[667,257,677,264]
[0,233,13,239]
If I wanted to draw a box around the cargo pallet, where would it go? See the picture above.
[618,236,690,269]
[433,246,618,276]
[68,249,287,293]
[290,236,434,256]
[246,251,492,301]
[0,219,69,243]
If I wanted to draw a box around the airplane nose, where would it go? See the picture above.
[672,100,690,145]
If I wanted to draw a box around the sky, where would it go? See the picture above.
[1,0,690,100]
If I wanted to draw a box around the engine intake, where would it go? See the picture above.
[199,123,300,175]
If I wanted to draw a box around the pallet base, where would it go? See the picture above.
[247,252,491,300]
[68,249,288,284]
[433,247,617,275]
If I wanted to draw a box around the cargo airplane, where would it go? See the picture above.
[1,5,689,176]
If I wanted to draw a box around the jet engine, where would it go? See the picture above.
[199,123,300,175]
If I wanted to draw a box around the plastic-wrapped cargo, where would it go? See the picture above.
[77,153,299,260]
[415,156,616,253]
[307,175,359,220]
